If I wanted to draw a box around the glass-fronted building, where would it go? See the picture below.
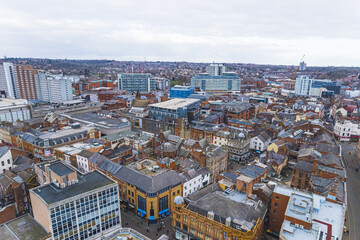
[170,85,195,98]
[118,73,156,92]
[30,163,121,240]
[191,72,241,92]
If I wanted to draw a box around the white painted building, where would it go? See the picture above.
[250,132,271,151]
[295,75,314,96]
[181,168,210,197]
[76,150,94,173]
[36,73,73,103]
[0,62,18,99]
[0,146,13,173]
[334,119,360,141]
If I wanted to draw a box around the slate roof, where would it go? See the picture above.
[113,167,183,193]
[0,146,9,158]
[293,161,314,172]
[13,155,31,166]
[88,153,107,165]
[77,149,94,158]
[223,172,239,183]
[187,191,266,231]
[97,159,122,175]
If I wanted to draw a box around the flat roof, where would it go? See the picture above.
[0,214,49,240]
[285,193,312,223]
[149,98,200,110]
[31,171,115,205]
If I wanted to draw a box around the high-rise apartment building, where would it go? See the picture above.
[299,61,307,71]
[206,63,226,76]
[0,62,18,99]
[35,73,73,103]
[30,160,121,240]
[14,65,38,100]
[294,75,314,96]
[118,73,156,92]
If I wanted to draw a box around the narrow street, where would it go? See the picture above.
[340,143,360,240]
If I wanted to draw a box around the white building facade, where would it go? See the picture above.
[182,168,210,197]
[0,62,18,99]
[250,134,271,152]
[36,73,73,103]
[334,119,360,141]
[295,75,314,96]
[0,146,13,173]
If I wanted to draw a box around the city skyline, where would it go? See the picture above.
[1,0,360,67]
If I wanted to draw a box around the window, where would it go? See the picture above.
[1,161,4,166]
[274,210,277,215]
[276,196,279,200]
[7,159,10,164]
[159,195,168,213]
[138,196,146,212]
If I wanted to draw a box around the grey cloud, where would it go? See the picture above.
[0,0,360,66]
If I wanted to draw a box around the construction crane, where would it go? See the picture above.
[291,54,305,81]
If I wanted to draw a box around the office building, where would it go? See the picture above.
[14,65,38,100]
[299,61,306,71]
[191,72,241,92]
[294,75,314,96]
[0,62,18,99]
[113,166,183,222]
[31,160,121,240]
[148,98,200,122]
[170,85,195,98]
[118,73,156,92]
[206,63,226,76]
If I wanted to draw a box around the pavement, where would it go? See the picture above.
[339,143,360,240]
[120,208,174,240]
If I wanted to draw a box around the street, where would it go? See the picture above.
[340,143,360,240]
[120,208,173,240]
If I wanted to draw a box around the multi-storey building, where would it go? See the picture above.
[113,166,183,223]
[172,190,266,240]
[0,62,18,99]
[191,72,241,92]
[294,75,313,96]
[31,160,121,240]
[0,98,32,123]
[268,184,345,240]
[333,118,360,141]
[205,63,226,76]
[14,65,38,100]
[170,85,195,98]
[11,124,99,160]
[118,73,156,92]
[213,127,251,162]
[148,98,200,122]
[36,73,73,103]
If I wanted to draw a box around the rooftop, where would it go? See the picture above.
[31,170,115,205]
[149,98,200,110]
[0,214,49,240]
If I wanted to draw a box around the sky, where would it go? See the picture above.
[1,0,359,66]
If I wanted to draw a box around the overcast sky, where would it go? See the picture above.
[1,0,359,66]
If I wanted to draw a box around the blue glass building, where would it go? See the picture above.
[191,72,241,92]
[170,85,195,98]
